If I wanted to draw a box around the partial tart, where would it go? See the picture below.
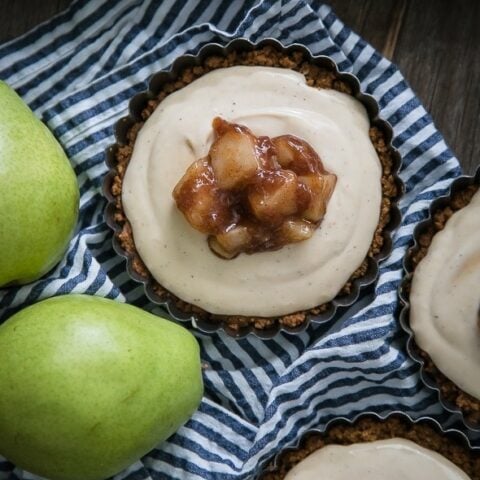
[104,38,403,338]
[400,168,480,430]
[259,413,479,479]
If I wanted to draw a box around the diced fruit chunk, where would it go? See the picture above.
[210,126,259,190]
[248,171,300,223]
[280,219,315,243]
[208,226,252,259]
[272,135,320,175]
[273,136,296,168]
[299,173,337,222]
[173,159,232,233]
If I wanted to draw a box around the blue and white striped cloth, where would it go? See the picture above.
[1,1,476,479]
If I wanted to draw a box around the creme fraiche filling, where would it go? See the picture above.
[284,439,471,480]
[122,66,382,316]
[410,189,480,401]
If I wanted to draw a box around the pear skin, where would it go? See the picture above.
[0,81,79,286]
[0,295,204,480]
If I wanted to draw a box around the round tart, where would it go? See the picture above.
[400,169,480,429]
[259,414,479,480]
[104,39,402,337]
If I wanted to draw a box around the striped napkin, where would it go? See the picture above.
[0,1,474,479]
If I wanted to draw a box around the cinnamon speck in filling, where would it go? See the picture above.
[173,117,336,259]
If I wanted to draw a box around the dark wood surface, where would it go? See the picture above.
[328,0,479,175]
[0,0,478,175]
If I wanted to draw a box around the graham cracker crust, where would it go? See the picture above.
[407,183,480,426]
[110,46,398,332]
[260,416,479,479]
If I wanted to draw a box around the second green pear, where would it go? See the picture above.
[0,295,204,480]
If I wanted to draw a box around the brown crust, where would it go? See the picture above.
[406,183,480,426]
[110,46,398,331]
[259,416,480,479]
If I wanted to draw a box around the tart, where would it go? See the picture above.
[105,39,402,337]
[259,414,479,480]
[400,169,480,429]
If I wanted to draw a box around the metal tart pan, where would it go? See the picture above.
[103,37,404,338]
[256,410,478,479]
[399,167,480,431]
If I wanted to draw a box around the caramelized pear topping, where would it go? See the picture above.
[173,117,336,259]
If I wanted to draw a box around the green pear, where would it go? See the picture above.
[0,81,79,287]
[0,295,203,480]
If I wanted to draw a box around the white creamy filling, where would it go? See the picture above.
[284,439,470,480]
[410,189,480,400]
[122,66,382,316]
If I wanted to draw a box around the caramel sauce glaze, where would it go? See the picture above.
[173,117,336,259]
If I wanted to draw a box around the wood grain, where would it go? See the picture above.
[329,0,480,175]
[0,0,478,174]
[327,0,406,58]
[0,0,72,44]
[393,0,480,175]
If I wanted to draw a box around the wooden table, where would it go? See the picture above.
[1,0,478,175]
